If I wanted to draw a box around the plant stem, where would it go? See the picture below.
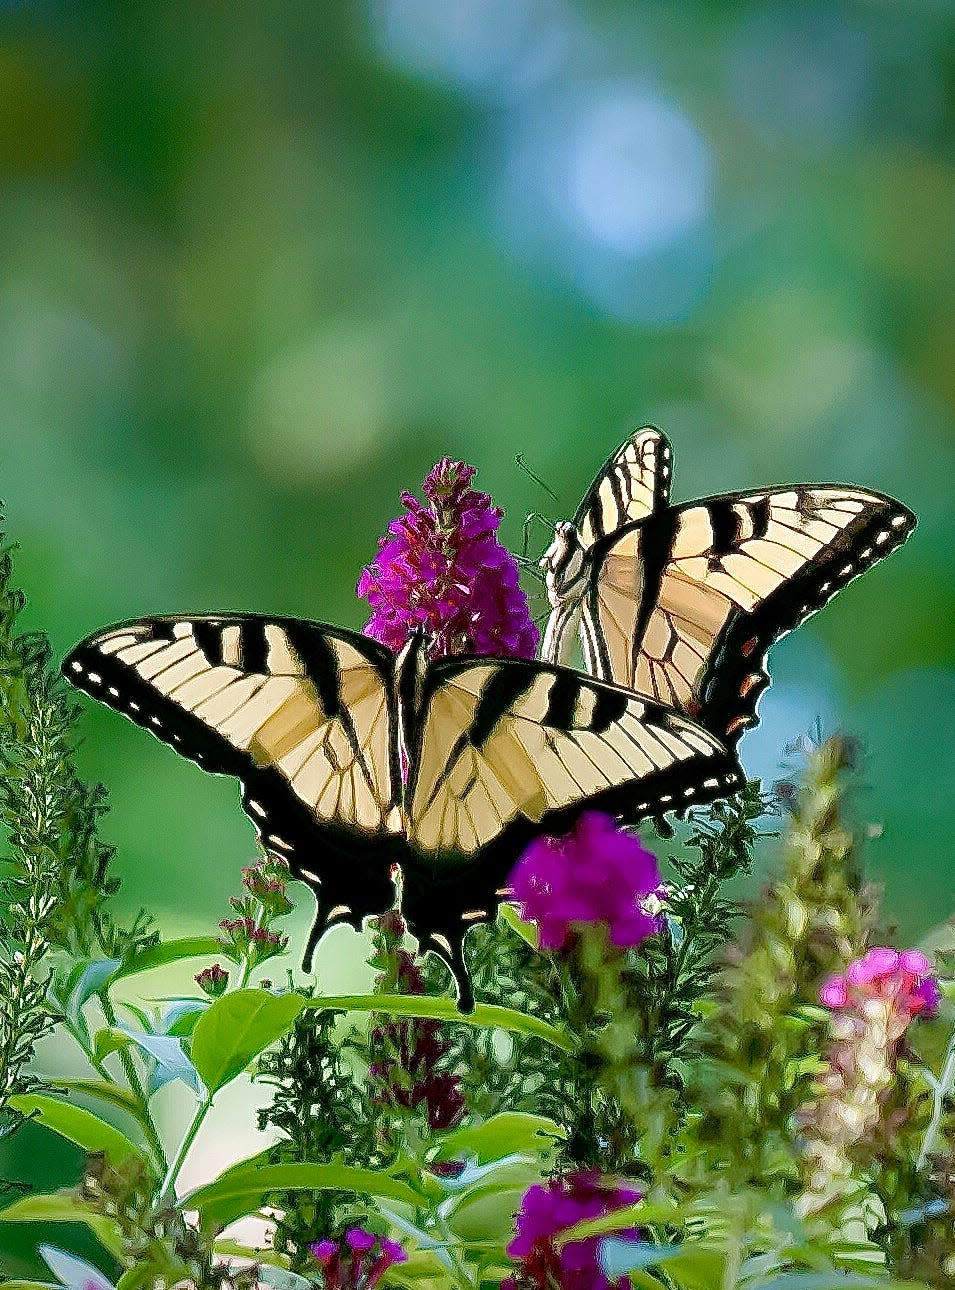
[98,989,168,1173]
[161,1089,214,1205]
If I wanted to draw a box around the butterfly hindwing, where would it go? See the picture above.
[575,426,671,548]
[63,616,406,948]
[400,655,742,1000]
[582,486,916,746]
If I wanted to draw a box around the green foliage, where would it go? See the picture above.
[1,519,952,1289]
[692,737,881,1190]
[256,1007,379,1271]
[190,988,305,1093]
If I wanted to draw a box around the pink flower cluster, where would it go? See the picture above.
[510,813,665,951]
[504,1171,643,1290]
[309,1228,406,1288]
[820,947,940,1018]
[357,457,539,660]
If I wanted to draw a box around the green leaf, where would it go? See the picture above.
[0,1283,58,1289]
[0,1190,126,1260]
[110,936,226,983]
[213,1240,290,1269]
[190,989,306,1092]
[7,1093,153,1171]
[183,1161,418,1231]
[600,1239,680,1279]
[48,1077,144,1120]
[499,902,539,949]
[433,1112,564,1164]
[115,1027,202,1095]
[69,958,123,1015]
[755,1276,931,1290]
[116,1269,169,1290]
[257,1271,314,1289]
[308,994,574,1052]
[444,1179,530,1243]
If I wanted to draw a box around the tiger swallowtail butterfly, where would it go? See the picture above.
[64,615,742,1009]
[540,427,915,749]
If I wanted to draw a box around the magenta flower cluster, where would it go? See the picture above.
[820,947,940,1018]
[309,1228,406,1289]
[510,812,665,951]
[357,456,539,660]
[504,1171,643,1290]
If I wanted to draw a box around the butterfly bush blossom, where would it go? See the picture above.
[309,1228,407,1289]
[797,947,940,1217]
[357,457,539,660]
[503,1171,643,1290]
[510,812,665,951]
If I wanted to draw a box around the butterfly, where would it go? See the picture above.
[63,615,743,1009]
[540,427,916,749]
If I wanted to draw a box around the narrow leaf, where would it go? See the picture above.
[190,989,305,1092]
[183,1161,417,1230]
[0,1191,126,1259]
[110,936,225,983]
[433,1112,564,1163]
[308,994,574,1052]
[7,1093,152,1170]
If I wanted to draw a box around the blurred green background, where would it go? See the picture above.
[1,0,954,1273]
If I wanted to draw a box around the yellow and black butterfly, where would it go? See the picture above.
[63,615,743,1008]
[540,427,916,749]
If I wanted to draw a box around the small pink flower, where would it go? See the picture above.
[194,962,229,997]
[820,946,939,1019]
[309,1230,407,1288]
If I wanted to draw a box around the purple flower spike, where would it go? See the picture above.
[510,812,665,951]
[358,457,539,660]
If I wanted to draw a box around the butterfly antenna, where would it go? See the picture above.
[515,453,560,505]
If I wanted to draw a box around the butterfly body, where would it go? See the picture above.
[541,428,916,749]
[64,613,742,1009]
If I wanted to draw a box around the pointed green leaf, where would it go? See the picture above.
[0,1190,126,1259]
[190,989,306,1091]
[308,995,574,1052]
[48,1078,144,1120]
[6,1093,153,1171]
[499,902,539,949]
[184,1161,417,1230]
[110,936,226,983]
[433,1112,564,1163]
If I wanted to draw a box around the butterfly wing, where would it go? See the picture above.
[62,616,406,957]
[574,426,672,548]
[401,657,742,1007]
[542,428,672,667]
[582,486,916,746]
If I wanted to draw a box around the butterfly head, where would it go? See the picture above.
[540,521,588,609]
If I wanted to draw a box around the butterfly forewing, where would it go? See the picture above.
[583,486,915,746]
[63,616,405,942]
[575,426,671,548]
